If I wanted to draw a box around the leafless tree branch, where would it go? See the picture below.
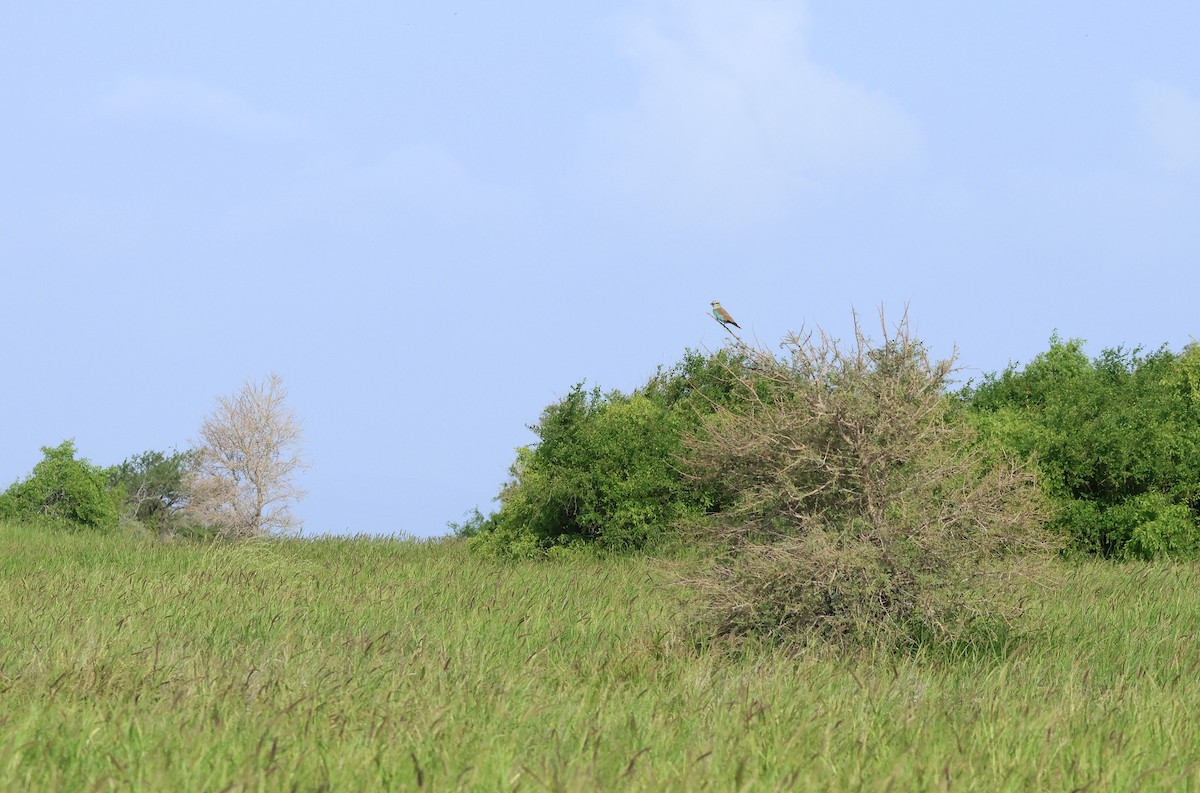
[183,373,308,539]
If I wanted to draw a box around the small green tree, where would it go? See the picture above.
[107,449,194,535]
[0,441,119,531]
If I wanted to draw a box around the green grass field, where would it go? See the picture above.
[2,522,1199,791]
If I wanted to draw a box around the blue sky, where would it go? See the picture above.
[3,1,1198,537]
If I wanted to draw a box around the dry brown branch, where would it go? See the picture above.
[183,373,308,539]
[681,308,1055,650]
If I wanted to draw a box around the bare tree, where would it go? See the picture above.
[184,373,308,539]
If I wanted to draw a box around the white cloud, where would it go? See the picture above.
[98,76,302,139]
[589,0,922,222]
[1138,81,1200,171]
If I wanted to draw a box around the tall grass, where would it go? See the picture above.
[1,522,1198,790]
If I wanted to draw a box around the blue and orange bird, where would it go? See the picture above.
[710,300,741,329]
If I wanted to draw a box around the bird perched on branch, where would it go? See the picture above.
[710,300,741,329]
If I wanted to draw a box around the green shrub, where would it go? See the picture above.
[0,441,120,531]
[1114,492,1199,560]
[447,507,493,539]
[474,385,694,555]
[473,348,758,557]
[965,337,1200,559]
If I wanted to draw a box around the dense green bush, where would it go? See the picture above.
[683,313,1052,651]
[471,348,755,557]
[0,441,120,531]
[965,338,1200,559]
[471,385,691,557]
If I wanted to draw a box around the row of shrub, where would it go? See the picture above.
[466,313,1064,649]
[469,328,1200,564]
[0,442,200,536]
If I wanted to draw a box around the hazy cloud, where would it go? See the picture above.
[1138,81,1200,171]
[316,145,518,226]
[589,0,922,221]
[98,76,302,139]
[227,143,523,235]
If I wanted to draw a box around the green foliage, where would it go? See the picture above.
[446,507,493,539]
[475,385,692,555]
[641,347,764,421]
[106,448,194,535]
[965,337,1200,559]
[0,441,119,531]
[1113,492,1198,560]
[473,348,756,557]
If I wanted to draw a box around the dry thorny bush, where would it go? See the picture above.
[682,309,1056,652]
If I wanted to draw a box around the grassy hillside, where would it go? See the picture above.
[2,523,1199,791]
